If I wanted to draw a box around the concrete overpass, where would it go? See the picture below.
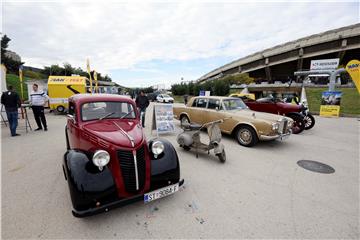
[198,24,360,83]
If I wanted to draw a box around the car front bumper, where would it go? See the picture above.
[259,131,292,141]
[72,179,184,218]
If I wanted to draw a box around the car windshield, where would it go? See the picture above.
[223,98,248,110]
[82,101,136,121]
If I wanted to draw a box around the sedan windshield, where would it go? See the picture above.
[82,101,136,121]
[223,98,248,110]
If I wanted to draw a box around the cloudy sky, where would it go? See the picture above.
[2,0,359,88]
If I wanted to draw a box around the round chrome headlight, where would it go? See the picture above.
[92,150,110,170]
[272,122,279,130]
[152,141,165,156]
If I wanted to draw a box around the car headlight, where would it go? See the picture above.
[272,122,279,130]
[152,140,164,157]
[92,150,110,171]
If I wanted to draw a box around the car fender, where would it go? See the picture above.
[148,138,180,190]
[285,112,304,119]
[63,150,117,211]
[231,122,260,138]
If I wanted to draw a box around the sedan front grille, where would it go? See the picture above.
[278,119,288,134]
[117,145,146,193]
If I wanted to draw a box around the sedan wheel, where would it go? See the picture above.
[235,126,258,147]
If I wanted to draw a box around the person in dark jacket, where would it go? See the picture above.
[135,91,149,128]
[1,85,21,136]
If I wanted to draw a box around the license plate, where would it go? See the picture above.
[144,183,179,203]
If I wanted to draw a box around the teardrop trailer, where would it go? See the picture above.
[63,94,184,217]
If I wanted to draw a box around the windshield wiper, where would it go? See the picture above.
[120,109,135,119]
[99,112,115,120]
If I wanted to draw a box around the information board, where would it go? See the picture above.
[320,91,342,117]
[152,104,175,134]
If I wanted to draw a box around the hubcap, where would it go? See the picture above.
[238,129,252,144]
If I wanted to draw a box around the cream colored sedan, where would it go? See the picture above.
[173,96,293,147]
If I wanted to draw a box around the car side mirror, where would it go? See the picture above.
[67,114,76,124]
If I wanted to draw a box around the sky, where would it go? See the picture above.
[2,0,359,88]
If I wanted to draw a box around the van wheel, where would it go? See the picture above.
[57,105,65,113]
[235,125,258,147]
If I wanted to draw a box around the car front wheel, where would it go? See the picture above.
[303,114,315,130]
[235,125,258,147]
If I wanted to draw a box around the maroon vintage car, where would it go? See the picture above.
[244,97,315,134]
[63,94,183,217]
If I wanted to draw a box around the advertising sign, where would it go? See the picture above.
[346,59,360,94]
[152,104,175,134]
[320,91,342,117]
[310,58,339,71]
[199,90,205,96]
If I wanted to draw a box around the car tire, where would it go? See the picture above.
[180,115,190,127]
[57,105,65,113]
[288,114,305,134]
[304,114,315,130]
[235,125,258,147]
[216,149,226,163]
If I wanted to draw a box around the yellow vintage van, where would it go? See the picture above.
[48,76,88,112]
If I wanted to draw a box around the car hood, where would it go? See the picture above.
[228,108,291,123]
[83,119,144,148]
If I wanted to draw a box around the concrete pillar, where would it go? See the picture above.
[265,66,272,83]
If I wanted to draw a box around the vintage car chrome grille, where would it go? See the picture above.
[278,119,288,134]
[117,145,146,193]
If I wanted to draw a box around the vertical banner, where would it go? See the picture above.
[152,104,175,135]
[346,59,360,94]
[19,65,24,100]
[93,70,98,93]
[320,91,342,117]
[86,58,93,93]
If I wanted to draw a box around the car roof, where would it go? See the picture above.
[70,94,134,105]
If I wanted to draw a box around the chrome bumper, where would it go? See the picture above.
[259,131,292,141]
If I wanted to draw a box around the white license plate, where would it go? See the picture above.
[144,183,179,203]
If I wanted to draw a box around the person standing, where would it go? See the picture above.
[135,91,149,128]
[30,84,49,131]
[1,85,21,136]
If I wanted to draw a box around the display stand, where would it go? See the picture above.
[21,104,32,133]
[1,104,7,127]
[151,104,175,137]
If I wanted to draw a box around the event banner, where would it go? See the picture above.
[152,104,175,134]
[320,91,342,117]
[346,59,360,94]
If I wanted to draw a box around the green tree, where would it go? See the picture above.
[1,35,24,73]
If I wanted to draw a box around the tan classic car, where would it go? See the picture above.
[173,96,293,147]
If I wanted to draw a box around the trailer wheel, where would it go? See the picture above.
[57,105,65,113]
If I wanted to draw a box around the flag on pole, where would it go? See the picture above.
[300,86,308,107]
[86,58,93,93]
[346,59,360,94]
[19,65,24,100]
[93,70,98,93]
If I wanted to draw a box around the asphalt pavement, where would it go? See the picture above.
[1,103,359,239]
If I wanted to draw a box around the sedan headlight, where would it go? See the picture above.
[92,150,110,171]
[152,140,165,157]
[272,122,279,130]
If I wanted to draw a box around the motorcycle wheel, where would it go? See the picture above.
[289,114,305,134]
[216,149,226,163]
[304,114,315,130]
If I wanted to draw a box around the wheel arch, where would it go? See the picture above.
[231,122,260,138]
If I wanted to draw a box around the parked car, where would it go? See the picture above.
[63,94,184,217]
[173,96,293,147]
[157,94,174,103]
[243,97,315,134]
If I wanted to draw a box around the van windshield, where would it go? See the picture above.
[81,101,136,121]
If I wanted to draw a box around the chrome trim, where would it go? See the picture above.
[112,121,135,147]
[133,150,139,191]
[259,131,291,141]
